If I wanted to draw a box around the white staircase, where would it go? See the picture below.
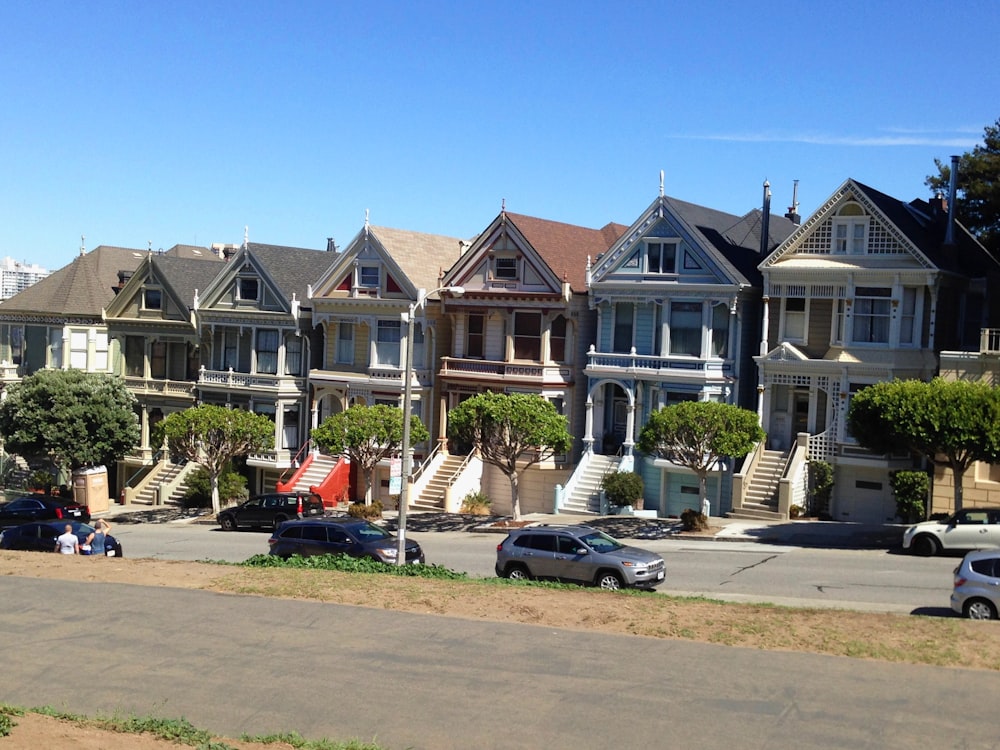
[561,454,617,514]
[133,461,193,506]
[411,454,467,511]
[728,449,788,521]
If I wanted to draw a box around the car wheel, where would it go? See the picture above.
[504,564,532,581]
[219,515,237,531]
[272,515,287,531]
[964,599,998,620]
[596,571,623,590]
[912,535,940,557]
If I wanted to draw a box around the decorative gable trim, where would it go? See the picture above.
[762,342,809,362]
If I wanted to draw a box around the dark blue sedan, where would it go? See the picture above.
[0,520,96,553]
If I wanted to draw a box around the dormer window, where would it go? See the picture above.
[359,265,379,289]
[143,288,162,310]
[237,277,259,302]
[495,256,518,280]
[646,241,678,274]
[832,203,868,254]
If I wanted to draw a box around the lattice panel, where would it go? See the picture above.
[866,220,906,254]
[796,218,833,254]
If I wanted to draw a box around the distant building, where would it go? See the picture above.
[0,257,49,299]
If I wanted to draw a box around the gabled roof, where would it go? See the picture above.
[0,245,148,318]
[312,224,467,299]
[762,178,1000,276]
[490,212,627,292]
[150,254,226,309]
[591,194,797,287]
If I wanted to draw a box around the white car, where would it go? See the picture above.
[903,508,1000,556]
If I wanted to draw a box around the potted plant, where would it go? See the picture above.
[601,471,644,515]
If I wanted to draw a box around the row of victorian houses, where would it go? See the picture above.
[1,173,997,523]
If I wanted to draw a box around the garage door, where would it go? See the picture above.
[835,477,896,523]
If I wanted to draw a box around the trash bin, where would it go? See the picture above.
[73,466,110,514]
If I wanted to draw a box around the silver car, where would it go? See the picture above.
[951,549,1000,620]
[902,508,1000,556]
[494,524,665,590]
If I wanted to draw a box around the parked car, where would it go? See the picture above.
[0,494,90,529]
[951,548,1000,620]
[267,517,425,564]
[217,492,324,531]
[495,524,665,590]
[1,520,92,553]
[902,507,1000,556]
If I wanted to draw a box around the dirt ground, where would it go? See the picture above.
[4,549,1000,748]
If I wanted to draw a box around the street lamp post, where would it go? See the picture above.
[396,285,464,565]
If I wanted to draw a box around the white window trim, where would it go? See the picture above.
[645,240,679,274]
[779,297,809,344]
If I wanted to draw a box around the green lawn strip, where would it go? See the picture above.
[0,703,384,749]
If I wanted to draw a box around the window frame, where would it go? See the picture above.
[645,240,678,274]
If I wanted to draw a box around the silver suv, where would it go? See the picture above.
[951,548,1000,620]
[495,524,665,590]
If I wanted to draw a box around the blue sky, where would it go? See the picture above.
[1,0,997,270]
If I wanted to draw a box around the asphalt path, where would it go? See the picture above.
[0,576,996,750]
[112,522,960,615]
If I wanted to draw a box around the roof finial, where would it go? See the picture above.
[79,235,85,256]
[148,240,153,256]
[243,226,249,250]
[365,208,370,229]
[501,198,506,217]
[659,170,664,197]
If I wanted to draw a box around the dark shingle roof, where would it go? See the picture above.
[245,243,339,304]
[150,255,226,308]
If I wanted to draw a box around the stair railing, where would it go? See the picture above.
[277,440,314,488]
[442,451,483,512]
[731,440,766,513]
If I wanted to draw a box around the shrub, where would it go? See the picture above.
[680,507,709,531]
[890,470,929,523]
[459,490,491,515]
[601,471,644,508]
[808,460,834,519]
[347,499,383,520]
[789,504,803,519]
[182,465,248,509]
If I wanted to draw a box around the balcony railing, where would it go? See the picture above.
[197,367,306,393]
[981,328,1000,355]
[585,349,730,375]
[123,376,197,398]
[439,357,572,382]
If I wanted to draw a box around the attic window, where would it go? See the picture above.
[832,203,868,254]
[143,288,162,311]
[359,266,379,288]
[237,278,259,302]
[645,241,677,274]
[495,257,518,280]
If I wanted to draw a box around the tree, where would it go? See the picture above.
[155,405,274,514]
[0,369,139,480]
[927,117,1000,253]
[847,378,1000,512]
[311,404,428,505]
[447,392,572,521]
[637,401,764,515]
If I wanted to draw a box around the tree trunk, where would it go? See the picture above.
[698,471,710,516]
[509,470,521,521]
[364,468,375,506]
[952,461,965,513]
[211,473,221,515]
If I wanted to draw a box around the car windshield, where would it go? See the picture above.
[579,531,624,552]
[354,522,392,541]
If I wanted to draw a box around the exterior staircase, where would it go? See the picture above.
[132,460,194,506]
[281,453,340,496]
[411,453,467,511]
[560,453,617,514]
[728,449,788,521]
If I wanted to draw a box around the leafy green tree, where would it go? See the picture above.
[311,404,428,506]
[601,470,644,509]
[637,401,764,515]
[155,405,273,514]
[890,470,929,524]
[447,392,572,521]
[927,117,1000,253]
[182,464,248,508]
[847,378,1000,512]
[0,369,139,480]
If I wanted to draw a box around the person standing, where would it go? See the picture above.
[55,524,79,555]
[92,518,111,556]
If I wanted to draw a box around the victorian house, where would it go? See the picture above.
[306,221,466,506]
[193,240,338,493]
[584,185,796,517]
[103,249,224,502]
[752,178,998,523]
[437,208,626,515]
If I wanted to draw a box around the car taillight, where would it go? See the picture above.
[297,498,303,513]
[268,538,277,545]
[955,577,967,587]
[55,508,63,519]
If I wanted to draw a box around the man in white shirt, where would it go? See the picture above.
[55,525,79,555]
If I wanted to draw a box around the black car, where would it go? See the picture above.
[218,492,325,531]
[0,494,91,529]
[267,518,425,564]
[1,520,91,553]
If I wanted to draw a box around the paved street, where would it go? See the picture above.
[1,576,996,750]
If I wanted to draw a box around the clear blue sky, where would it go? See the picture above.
[1,0,996,270]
